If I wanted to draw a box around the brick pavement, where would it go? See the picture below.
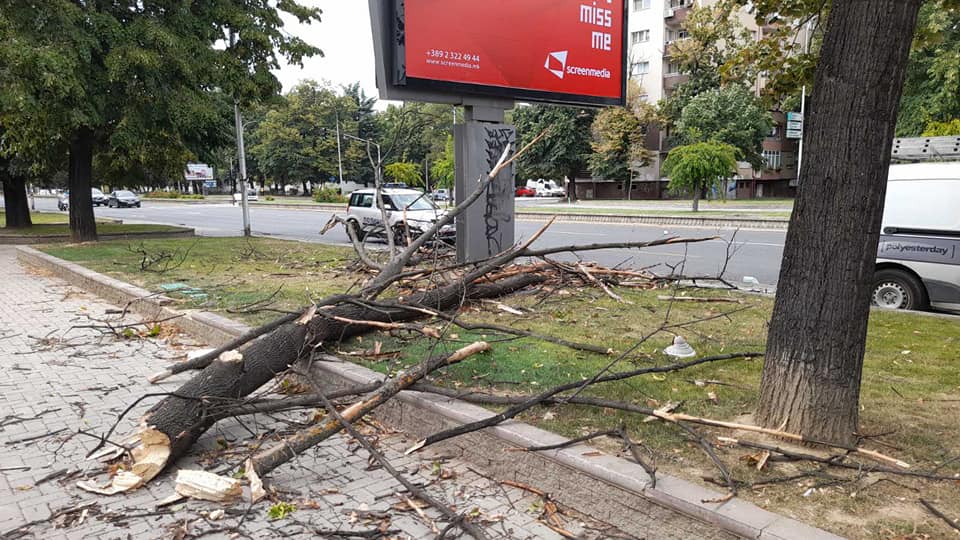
[0,245,637,540]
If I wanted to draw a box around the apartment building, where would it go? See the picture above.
[618,0,801,199]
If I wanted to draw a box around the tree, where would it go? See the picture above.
[513,105,596,201]
[756,0,924,446]
[0,1,321,241]
[0,151,31,229]
[431,136,455,190]
[384,162,423,187]
[676,85,772,169]
[589,82,658,182]
[661,142,738,211]
[921,119,960,136]
[896,0,960,136]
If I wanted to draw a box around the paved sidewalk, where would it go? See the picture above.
[0,246,642,539]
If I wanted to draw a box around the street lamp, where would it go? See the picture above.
[230,30,251,237]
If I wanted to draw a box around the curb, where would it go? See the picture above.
[0,227,195,245]
[15,246,843,540]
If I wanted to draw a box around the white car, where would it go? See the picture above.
[345,188,455,245]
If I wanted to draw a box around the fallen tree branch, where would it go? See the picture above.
[248,342,491,477]
[296,369,490,540]
[920,498,960,533]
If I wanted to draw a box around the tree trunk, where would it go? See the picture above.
[1,174,32,229]
[567,168,578,202]
[301,179,309,197]
[68,128,98,242]
[142,273,545,470]
[757,0,922,446]
[692,187,701,212]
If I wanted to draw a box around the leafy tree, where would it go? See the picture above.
[661,142,738,211]
[0,0,321,241]
[676,85,772,168]
[660,0,752,125]
[589,82,658,182]
[513,105,596,201]
[384,162,423,187]
[431,136,455,190]
[922,118,960,136]
[377,102,453,186]
[896,0,960,136]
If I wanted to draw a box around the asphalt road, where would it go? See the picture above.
[34,199,787,286]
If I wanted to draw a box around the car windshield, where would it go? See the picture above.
[92,189,104,196]
[116,191,135,197]
[388,193,437,211]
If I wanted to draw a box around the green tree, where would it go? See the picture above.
[896,0,960,136]
[384,162,423,187]
[0,0,321,241]
[661,142,738,211]
[676,85,772,168]
[431,135,455,190]
[922,118,960,136]
[589,83,658,182]
[513,105,596,201]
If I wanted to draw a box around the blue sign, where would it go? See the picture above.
[203,180,217,188]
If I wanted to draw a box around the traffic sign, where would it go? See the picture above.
[787,112,803,122]
[786,128,803,139]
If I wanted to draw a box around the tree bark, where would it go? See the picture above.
[757,0,922,446]
[142,273,545,470]
[692,186,701,212]
[1,174,32,229]
[68,128,98,242]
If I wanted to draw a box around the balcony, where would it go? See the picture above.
[663,73,689,90]
[663,5,690,24]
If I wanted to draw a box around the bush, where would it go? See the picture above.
[313,187,347,204]
[143,191,204,200]
[265,195,275,201]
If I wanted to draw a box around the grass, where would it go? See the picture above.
[0,211,187,237]
[40,237,960,538]
[42,237,358,326]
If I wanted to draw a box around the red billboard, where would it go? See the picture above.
[396,0,626,106]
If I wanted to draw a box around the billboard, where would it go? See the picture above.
[391,0,627,107]
[185,164,214,181]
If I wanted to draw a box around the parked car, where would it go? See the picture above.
[873,162,960,313]
[232,189,259,204]
[345,188,455,245]
[91,188,108,206]
[57,188,108,211]
[526,178,565,197]
[515,186,536,197]
[431,189,450,201]
[107,190,141,208]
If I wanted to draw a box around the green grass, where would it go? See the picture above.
[39,237,960,538]
[42,237,358,326]
[0,212,187,237]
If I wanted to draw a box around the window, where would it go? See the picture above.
[665,61,681,75]
[763,150,782,170]
[631,30,650,44]
[633,0,651,10]
[768,125,780,138]
[631,61,650,76]
[350,193,374,208]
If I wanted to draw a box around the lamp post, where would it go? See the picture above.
[230,30,251,237]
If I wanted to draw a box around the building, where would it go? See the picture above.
[616,0,807,199]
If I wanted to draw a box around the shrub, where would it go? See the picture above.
[313,187,347,204]
[265,195,275,201]
[143,191,204,200]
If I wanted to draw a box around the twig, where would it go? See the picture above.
[920,499,960,532]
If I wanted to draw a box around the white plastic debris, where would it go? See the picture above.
[664,336,697,358]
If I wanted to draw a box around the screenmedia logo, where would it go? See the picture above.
[544,51,612,81]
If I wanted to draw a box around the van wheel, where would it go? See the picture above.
[347,220,366,241]
[871,269,928,311]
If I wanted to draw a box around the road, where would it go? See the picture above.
[34,198,787,286]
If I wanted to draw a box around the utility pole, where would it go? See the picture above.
[335,110,344,187]
[796,19,813,186]
[231,31,251,237]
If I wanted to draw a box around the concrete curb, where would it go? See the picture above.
[15,246,843,540]
[0,227,195,245]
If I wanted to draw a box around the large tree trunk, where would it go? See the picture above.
[143,273,544,470]
[756,0,922,446]
[2,174,32,229]
[68,128,98,242]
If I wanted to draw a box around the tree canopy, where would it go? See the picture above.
[676,85,772,169]
[661,141,738,211]
[513,104,595,200]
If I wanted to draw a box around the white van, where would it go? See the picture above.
[873,162,960,312]
[526,178,565,197]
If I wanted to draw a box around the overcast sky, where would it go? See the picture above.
[273,1,382,103]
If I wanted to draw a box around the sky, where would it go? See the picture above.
[273,1,383,104]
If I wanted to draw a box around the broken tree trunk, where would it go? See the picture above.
[138,273,546,476]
